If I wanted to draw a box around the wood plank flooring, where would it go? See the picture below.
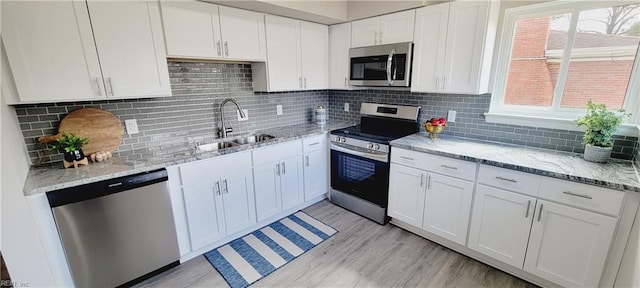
[134,201,538,287]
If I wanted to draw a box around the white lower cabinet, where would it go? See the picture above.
[468,184,535,268]
[524,200,618,287]
[388,164,426,228]
[303,135,328,201]
[219,170,257,236]
[182,182,226,250]
[422,173,474,245]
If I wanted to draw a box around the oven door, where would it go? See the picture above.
[330,143,389,207]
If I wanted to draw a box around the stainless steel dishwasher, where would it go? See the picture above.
[47,168,180,287]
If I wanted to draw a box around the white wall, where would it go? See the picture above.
[1,37,57,285]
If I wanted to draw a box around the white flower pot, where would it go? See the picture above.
[583,144,612,163]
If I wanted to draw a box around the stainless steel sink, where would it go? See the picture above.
[195,141,240,152]
[232,134,276,145]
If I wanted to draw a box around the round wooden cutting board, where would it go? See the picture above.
[38,108,124,155]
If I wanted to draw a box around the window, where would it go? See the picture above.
[489,1,640,132]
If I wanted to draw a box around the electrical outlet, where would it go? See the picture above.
[447,110,457,123]
[124,119,139,135]
[344,103,349,112]
[276,105,283,115]
[237,109,248,121]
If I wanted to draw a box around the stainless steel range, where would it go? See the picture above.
[330,103,421,224]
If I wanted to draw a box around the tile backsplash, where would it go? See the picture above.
[14,62,328,165]
[329,89,637,160]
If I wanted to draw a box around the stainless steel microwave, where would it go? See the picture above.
[349,42,413,87]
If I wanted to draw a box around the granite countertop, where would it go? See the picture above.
[391,133,640,192]
[24,121,354,196]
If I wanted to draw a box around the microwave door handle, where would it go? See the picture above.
[386,49,395,86]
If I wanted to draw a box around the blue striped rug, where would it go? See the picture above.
[204,211,337,288]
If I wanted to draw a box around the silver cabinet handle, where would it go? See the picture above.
[106,77,114,96]
[299,77,303,88]
[217,41,222,56]
[379,30,383,44]
[223,179,229,194]
[93,77,102,96]
[427,174,432,190]
[562,191,593,199]
[308,142,319,146]
[495,176,517,183]
[224,41,229,56]
[420,174,424,187]
[305,155,309,167]
[440,165,458,170]
[374,31,378,44]
[281,162,286,174]
[537,204,544,222]
[344,77,348,87]
[525,200,531,218]
[276,163,280,176]
[215,181,221,196]
[304,77,307,89]
[400,156,414,161]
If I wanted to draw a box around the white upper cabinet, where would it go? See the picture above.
[2,1,104,103]
[351,10,415,47]
[253,15,328,92]
[2,0,171,103]
[87,1,171,98]
[218,6,267,61]
[161,2,266,61]
[329,23,352,90]
[411,1,498,94]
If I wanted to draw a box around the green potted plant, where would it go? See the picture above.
[576,100,630,163]
[49,132,89,163]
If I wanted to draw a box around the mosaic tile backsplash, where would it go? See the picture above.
[329,90,637,160]
[14,62,329,165]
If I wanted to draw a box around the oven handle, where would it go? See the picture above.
[386,49,395,86]
[331,143,388,163]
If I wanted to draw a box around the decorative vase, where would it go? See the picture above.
[63,150,85,162]
[583,144,612,163]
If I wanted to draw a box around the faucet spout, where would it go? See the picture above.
[219,98,245,138]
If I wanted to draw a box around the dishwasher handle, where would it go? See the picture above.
[47,169,168,208]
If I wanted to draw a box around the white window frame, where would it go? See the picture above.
[486,0,640,136]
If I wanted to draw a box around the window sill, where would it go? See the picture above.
[484,112,639,137]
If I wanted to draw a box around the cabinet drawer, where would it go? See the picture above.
[253,140,302,166]
[478,165,541,197]
[538,177,625,216]
[179,151,251,185]
[303,134,326,153]
[391,148,477,181]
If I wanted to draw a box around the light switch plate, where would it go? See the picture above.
[124,119,139,135]
[237,109,248,121]
[276,105,283,115]
[447,110,457,123]
[344,103,349,112]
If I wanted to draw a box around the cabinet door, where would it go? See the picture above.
[160,1,222,59]
[221,171,256,236]
[219,6,266,61]
[182,182,226,250]
[280,157,304,211]
[264,15,301,91]
[411,3,448,93]
[442,1,490,94]
[304,149,328,201]
[87,1,171,98]
[2,1,105,102]
[388,164,426,227]
[253,163,281,221]
[524,200,618,287]
[300,21,328,90]
[329,23,351,89]
[423,173,474,245]
[379,10,415,45]
[351,17,379,47]
[468,185,535,269]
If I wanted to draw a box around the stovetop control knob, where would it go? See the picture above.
[341,137,347,143]
[334,137,341,142]
[374,144,380,150]
[367,143,374,149]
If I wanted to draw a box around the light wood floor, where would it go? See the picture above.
[135,200,538,287]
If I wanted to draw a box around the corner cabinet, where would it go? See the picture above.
[351,10,415,47]
[411,1,498,94]
[252,15,328,92]
[2,0,171,103]
[160,1,266,61]
[329,22,353,90]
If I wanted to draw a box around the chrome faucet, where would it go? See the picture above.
[219,98,246,138]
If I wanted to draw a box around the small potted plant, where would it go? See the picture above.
[576,100,630,163]
[49,132,89,165]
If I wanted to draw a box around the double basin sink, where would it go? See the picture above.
[195,134,276,152]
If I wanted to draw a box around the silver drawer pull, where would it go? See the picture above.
[308,142,319,146]
[400,156,414,161]
[108,182,122,187]
[440,165,457,170]
[525,200,531,218]
[496,176,518,183]
[562,191,593,199]
[537,204,544,222]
